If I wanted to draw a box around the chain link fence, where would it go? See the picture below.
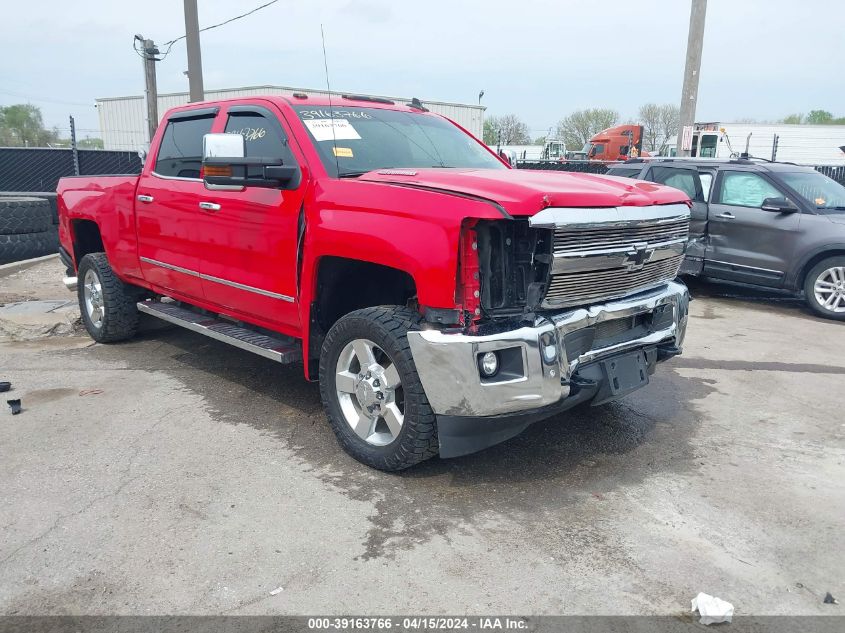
[0,147,142,193]
[814,165,845,185]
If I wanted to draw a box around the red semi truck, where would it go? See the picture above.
[56,95,691,470]
[582,124,647,161]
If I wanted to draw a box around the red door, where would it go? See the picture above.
[136,109,218,300]
[194,102,308,332]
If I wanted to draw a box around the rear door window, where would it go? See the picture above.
[717,171,783,207]
[154,114,216,179]
[647,166,703,201]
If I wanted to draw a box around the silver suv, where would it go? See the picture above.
[607,158,845,320]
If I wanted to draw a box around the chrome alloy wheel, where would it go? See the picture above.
[83,268,105,328]
[335,338,404,446]
[813,266,845,313]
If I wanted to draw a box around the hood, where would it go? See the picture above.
[358,168,688,216]
[825,211,845,225]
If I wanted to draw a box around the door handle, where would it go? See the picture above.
[137,195,154,203]
[717,212,735,219]
[198,202,221,212]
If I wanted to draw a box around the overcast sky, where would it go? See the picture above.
[1,0,842,140]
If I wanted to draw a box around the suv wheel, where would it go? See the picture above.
[77,253,141,342]
[804,256,845,321]
[319,306,438,471]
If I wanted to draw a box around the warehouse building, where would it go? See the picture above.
[96,84,485,151]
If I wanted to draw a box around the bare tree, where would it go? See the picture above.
[658,104,680,152]
[638,103,662,152]
[484,114,531,145]
[555,108,618,152]
[635,103,680,153]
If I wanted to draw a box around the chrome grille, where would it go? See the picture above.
[530,204,691,309]
[545,256,684,306]
[553,218,689,253]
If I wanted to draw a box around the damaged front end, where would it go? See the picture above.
[474,218,553,318]
[409,204,692,458]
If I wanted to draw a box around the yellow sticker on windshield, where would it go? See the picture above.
[333,147,354,158]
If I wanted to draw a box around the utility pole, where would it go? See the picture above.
[69,115,80,175]
[183,0,205,102]
[136,35,160,145]
[677,0,707,157]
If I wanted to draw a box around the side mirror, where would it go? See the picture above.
[201,133,301,191]
[203,132,245,159]
[761,197,799,213]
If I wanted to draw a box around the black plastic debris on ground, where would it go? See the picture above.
[0,381,10,393]
[7,399,21,415]
[824,592,838,604]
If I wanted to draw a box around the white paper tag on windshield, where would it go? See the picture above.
[304,118,361,142]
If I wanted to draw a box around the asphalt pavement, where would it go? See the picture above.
[0,260,843,615]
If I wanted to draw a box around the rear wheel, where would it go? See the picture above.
[77,253,141,342]
[804,257,845,321]
[319,306,438,471]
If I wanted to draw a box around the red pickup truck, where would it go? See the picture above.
[57,94,691,470]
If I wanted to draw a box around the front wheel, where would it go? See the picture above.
[319,306,438,471]
[804,256,845,321]
[77,253,141,342]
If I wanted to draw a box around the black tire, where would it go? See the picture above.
[0,231,56,264]
[77,253,141,342]
[319,306,438,471]
[804,256,845,321]
[47,198,59,225]
[0,197,52,235]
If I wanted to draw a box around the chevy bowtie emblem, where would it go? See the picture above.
[624,243,653,271]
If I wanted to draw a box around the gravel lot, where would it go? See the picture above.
[1,260,843,615]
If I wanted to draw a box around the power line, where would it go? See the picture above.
[157,0,279,60]
[0,88,92,107]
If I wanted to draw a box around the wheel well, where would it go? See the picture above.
[71,220,104,267]
[799,249,845,287]
[310,257,417,372]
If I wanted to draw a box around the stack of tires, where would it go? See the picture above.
[0,197,59,265]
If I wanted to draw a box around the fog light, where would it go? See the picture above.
[479,351,499,377]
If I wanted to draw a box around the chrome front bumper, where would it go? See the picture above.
[407,280,689,418]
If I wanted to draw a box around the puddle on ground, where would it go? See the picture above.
[22,387,78,404]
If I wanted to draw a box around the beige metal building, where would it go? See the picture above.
[96,84,485,151]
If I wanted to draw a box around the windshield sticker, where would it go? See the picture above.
[304,118,361,142]
[332,147,354,158]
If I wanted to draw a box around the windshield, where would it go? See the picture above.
[292,105,504,176]
[780,171,845,212]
